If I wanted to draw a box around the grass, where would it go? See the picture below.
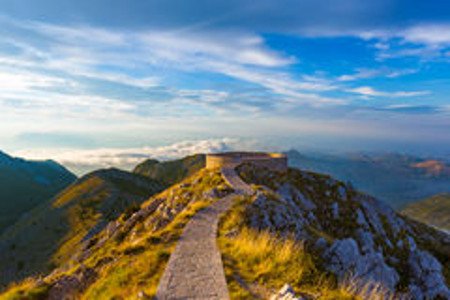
[0,279,49,300]
[81,197,214,299]
[0,168,228,299]
[218,194,357,300]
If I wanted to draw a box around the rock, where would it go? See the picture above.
[203,188,218,199]
[105,221,120,237]
[338,186,347,200]
[292,189,316,211]
[355,229,375,254]
[405,235,417,252]
[355,209,369,228]
[331,202,339,219]
[270,284,304,300]
[47,267,97,300]
[314,237,328,252]
[324,238,399,296]
[137,290,150,299]
[408,250,450,299]
[324,238,360,278]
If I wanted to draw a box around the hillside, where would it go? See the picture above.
[287,150,450,209]
[0,167,231,298]
[402,194,450,232]
[1,160,448,299]
[133,153,206,186]
[0,168,163,288]
[0,151,76,233]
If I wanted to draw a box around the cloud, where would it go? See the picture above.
[401,24,450,46]
[348,86,430,98]
[338,68,417,81]
[13,138,253,175]
[0,15,345,125]
[372,104,442,114]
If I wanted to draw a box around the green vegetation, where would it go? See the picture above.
[0,168,230,299]
[402,193,450,231]
[133,154,205,187]
[0,168,163,288]
[0,152,76,233]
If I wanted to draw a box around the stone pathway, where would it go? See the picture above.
[221,168,253,195]
[155,168,253,300]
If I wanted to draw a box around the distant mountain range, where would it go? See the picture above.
[287,150,450,209]
[402,194,450,232]
[0,151,76,233]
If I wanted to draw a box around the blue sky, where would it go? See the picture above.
[0,0,449,173]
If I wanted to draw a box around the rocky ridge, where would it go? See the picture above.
[236,164,450,299]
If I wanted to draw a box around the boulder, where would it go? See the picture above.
[270,284,304,300]
[324,238,399,296]
[408,250,450,299]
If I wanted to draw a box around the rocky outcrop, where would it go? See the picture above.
[237,164,450,300]
[270,284,303,300]
[47,267,97,300]
[324,238,399,297]
[407,250,450,299]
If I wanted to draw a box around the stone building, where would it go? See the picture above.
[206,152,288,172]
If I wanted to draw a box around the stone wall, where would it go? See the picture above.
[206,152,288,172]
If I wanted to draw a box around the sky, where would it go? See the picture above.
[0,0,450,174]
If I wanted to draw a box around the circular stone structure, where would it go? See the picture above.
[206,152,288,172]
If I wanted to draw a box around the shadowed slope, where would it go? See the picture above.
[0,151,76,233]
[0,168,163,288]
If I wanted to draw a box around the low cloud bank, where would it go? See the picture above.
[13,138,255,175]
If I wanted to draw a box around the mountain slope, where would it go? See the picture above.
[0,168,163,288]
[0,151,76,233]
[1,162,448,299]
[133,154,206,186]
[287,150,450,209]
[0,168,231,299]
[219,163,449,299]
[402,194,450,232]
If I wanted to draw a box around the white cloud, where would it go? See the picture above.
[13,138,252,175]
[0,18,344,113]
[348,86,430,98]
[338,68,417,82]
[401,24,450,46]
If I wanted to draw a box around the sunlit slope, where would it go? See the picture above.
[402,194,450,232]
[0,168,163,288]
[133,154,206,186]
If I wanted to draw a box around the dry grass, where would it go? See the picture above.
[0,169,229,299]
[0,278,49,300]
[218,195,358,300]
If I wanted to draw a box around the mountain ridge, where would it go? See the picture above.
[402,193,450,232]
[0,167,164,288]
[286,149,450,209]
[0,150,76,234]
[0,156,448,299]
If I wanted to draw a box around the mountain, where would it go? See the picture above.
[0,168,163,288]
[287,150,450,209]
[411,160,450,177]
[133,153,206,186]
[402,194,450,232]
[1,159,448,299]
[0,151,76,233]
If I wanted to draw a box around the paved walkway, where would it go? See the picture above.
[155,168,253,300]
